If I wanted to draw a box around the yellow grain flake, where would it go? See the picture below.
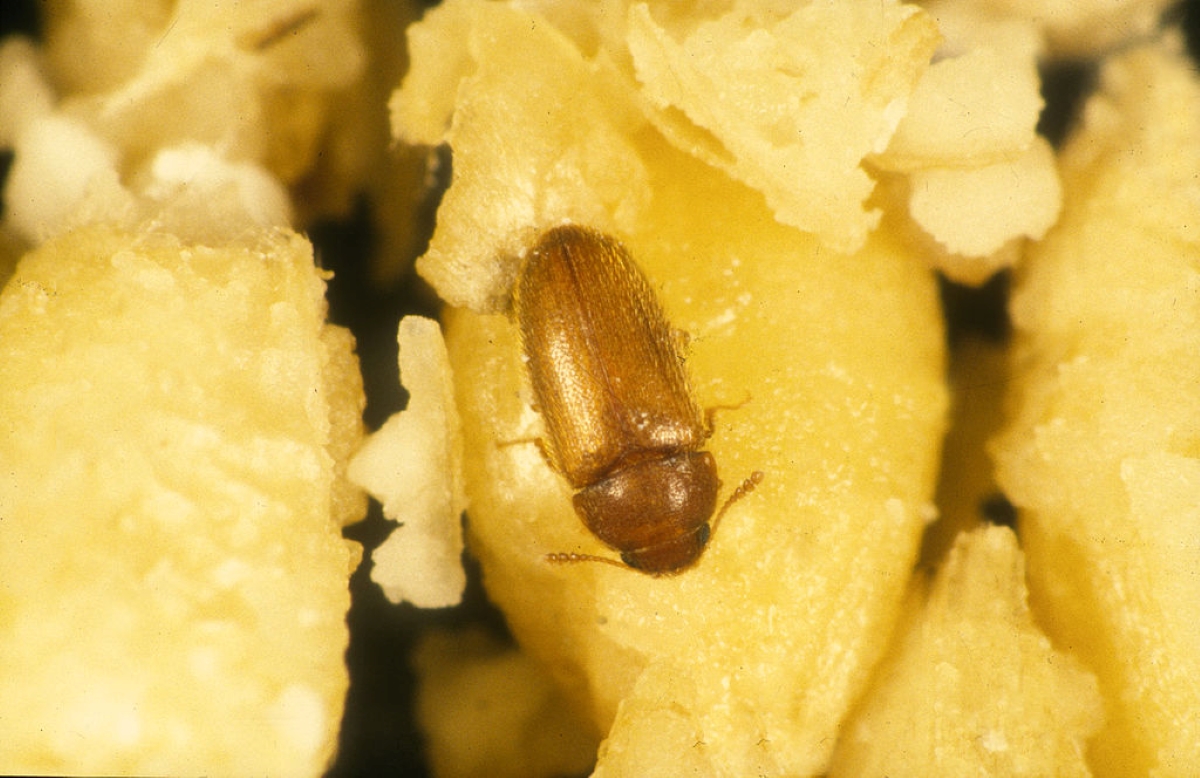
[627,0,940,254]
[829,526,1102,777]
[993,39,1200,776]
[349,316,468,608]
[0,224,366,775]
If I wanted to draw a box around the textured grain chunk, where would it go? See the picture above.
[0,224,365,775]
[993,40,1200,777]
[829,526,1102,777]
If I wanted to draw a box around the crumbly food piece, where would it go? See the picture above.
[872,12,1060,283]
[624,1,939,254]
[41,0,364,188]
[391,0,653,312]
[349,315,468,608]
[0,224,366,775]
[2,0,401,245]
[992,38,1200,776]
[828,525,1102,776]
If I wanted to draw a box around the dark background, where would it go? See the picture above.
[2,2,1199,776]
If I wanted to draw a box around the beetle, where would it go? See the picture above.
[513,224,761,575]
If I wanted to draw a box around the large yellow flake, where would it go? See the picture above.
[0,224,365,775]
[993,39,1200,777]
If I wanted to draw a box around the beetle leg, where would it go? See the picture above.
[703,392,753,435]
[497,435,557,471]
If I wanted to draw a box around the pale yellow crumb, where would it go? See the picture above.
[349,315,468,609]
[907,137,1060,259]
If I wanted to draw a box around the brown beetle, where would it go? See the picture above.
[514,224,761,575]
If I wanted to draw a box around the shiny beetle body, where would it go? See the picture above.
[514,224,724,574]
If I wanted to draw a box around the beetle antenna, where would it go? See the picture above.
[710,470,764,536]
[546,551,628,569]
